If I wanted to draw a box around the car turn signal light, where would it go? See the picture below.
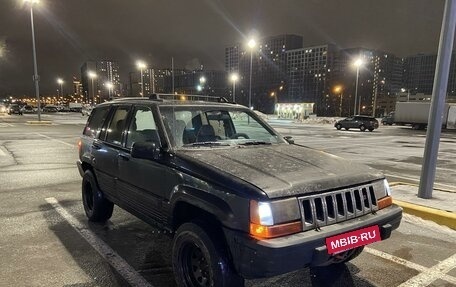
[378,196,393,209]
[249,221,302,239]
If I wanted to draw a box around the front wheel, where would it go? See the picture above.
[82,170,114,222]
[335,124,342,130]
[368,128,374,132]
[359,125,366,132]
[172,222,244,287]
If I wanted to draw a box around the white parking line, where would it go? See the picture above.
[398,253,456,287]
[36,133,76,148]
[365,248,456,285]
[45,197,153,287]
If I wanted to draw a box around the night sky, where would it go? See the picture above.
[0,0,446,96]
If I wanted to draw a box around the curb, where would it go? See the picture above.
[390,181,456,193]
[393,199,456,230]
[26,121,53,125]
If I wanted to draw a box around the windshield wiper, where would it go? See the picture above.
[183,141,231,147]
[236,140,272,146]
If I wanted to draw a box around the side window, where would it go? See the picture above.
[83,106,110,138]
[105,106,130,146]
[126,106,158,148]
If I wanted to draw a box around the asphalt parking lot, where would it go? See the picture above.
[0,113,455,287]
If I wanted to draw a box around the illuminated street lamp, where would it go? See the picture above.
[24,0,41,121]
[196,85,202,92]
[229,73,239,102]
[88,71,97,104]
[353,58,364,115]
[105,81,114,100]
[247,38,256,109]
[136,60,147,97]
[199,76,206,84]
[57,78,64,97]
[334,85,343,117]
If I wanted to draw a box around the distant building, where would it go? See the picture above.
[403,52,456,101]
[163,69,229,97]
[333,48,403,116]
[225,34,303,113]
[81,60,121,103]
[286,44,337,116]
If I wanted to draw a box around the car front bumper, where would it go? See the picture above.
[223,204,402,279]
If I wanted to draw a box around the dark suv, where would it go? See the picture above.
[77,94,401,286]
[335,115,379,132]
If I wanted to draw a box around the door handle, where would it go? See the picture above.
[118,153,130,161]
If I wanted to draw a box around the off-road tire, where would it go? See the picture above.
[172,222,244,287]
[82,170,114,222]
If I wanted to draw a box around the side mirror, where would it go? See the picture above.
[284,136,295,144]
[131,142,160,161]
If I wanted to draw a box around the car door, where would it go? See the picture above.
[92,105,131,199]
[117,105,173,222]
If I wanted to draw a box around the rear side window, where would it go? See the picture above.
[83,106,110,138]
[105,106,130,145]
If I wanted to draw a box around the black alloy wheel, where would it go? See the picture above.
[172,222,244,287]
[359,125,366,132]
[336,124,342,130]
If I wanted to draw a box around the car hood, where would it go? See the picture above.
[177,144,384,199]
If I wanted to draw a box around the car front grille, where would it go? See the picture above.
[298,184,378,231]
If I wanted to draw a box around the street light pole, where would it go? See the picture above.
[28,0,41,121]
[247,39,256,110]
[230,73,238,102]
[353,58,363,116]
[88,71,97,105]
[136,61,147,97]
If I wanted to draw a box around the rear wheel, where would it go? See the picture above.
[172,222,244,287]
[82,170,113,222]
[359,125,366,132]
[368,128,374,132]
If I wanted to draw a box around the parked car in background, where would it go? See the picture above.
[335,115,379,132]
[8,104,23,115]
[21,105,36,114]
[42,106,58,113]
[381,112,395,125]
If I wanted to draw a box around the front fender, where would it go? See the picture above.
[169,184,249,231]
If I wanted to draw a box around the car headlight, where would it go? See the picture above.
[377,179,393,209]
[249,198,302,239]
[383,179,392,196]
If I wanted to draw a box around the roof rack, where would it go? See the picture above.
[111,94,235,104]
[148,93,233,103]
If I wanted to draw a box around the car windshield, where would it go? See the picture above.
[159,106,283,148]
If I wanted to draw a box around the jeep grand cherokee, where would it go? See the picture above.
[77,94,402,287]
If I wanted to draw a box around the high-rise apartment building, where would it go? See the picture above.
[81,60,121,103]
[403,52,456,100]
[225,34,303,113]
[286,44,337,115]
[333,48,403,116]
